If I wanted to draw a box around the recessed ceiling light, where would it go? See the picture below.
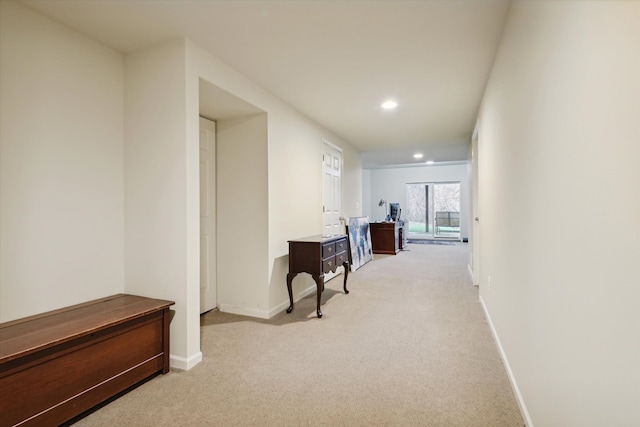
[413,153,423,159]
[381,100,398,110]
[425,160,435,165]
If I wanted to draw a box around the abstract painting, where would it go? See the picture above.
[347,216,373,271]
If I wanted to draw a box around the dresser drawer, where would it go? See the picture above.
[323,251,347,273]
[335,250,347,266]
[322,256,335,272]
[323,238,347,258]
[322,242,336,258]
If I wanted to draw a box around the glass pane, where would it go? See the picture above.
[406,183,428,235]
[434,183,461,238]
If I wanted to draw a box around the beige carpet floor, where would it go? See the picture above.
[74,243,524,426]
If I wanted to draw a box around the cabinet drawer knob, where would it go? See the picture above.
[328,261,332,267]
[328,247,332,252]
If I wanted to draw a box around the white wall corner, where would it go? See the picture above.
[467,264,477,286]
[479,297,534,427]
[268,299,293,319]
[218,304,270,319]
[220,284,318,319]
[268,284,318,318]
[170,351,203,371]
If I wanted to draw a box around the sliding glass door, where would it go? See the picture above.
[433,183,461,238]
[406,182,461,240]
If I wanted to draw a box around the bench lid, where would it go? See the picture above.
[0,294,174,363]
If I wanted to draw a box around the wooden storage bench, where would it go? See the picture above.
[0,294,174,427]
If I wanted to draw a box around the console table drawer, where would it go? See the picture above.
[323,256,337,272]
[322,242,336,258]
[336,239,347,253]
[322,250,346,274]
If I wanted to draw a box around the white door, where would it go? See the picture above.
[200,117,217,313]
[322,140,342,236]
[471,132,480,286]
[323,140,342,281]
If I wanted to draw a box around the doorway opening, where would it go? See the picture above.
[197,78,265,317]
[406,182,461,240]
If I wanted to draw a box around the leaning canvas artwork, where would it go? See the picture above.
[347,216,373,271]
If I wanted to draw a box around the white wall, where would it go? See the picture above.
[0,2,124,321]
[341,142,364,220]
[123,40,201,369]
[362,169,372,219]
[216,114,269,316]
[186,40,362,321]
[367,164,470,239]
[266,134,362,313]
[478,2,640,426]
[0,3,363,369]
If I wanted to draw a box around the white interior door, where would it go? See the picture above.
[471,133,480,286]
[322,140,342,236]
[199,117,217,313]
[322,140,342,281]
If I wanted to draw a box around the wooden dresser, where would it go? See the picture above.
[369,221,402,255]
[0,294,174,427]
[286,235,350,318]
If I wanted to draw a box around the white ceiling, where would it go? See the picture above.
[21,0,511,168]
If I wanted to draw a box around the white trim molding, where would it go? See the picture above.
[480,296,534,427]
[321,137,342,152]
[170,351,202,371]
[472,119,479,142]
[219,304,270,319]
[467,264,477,286]
[219,285,318,319]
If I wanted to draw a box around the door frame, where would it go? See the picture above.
[199,116,217,313]
[322,138,343,235]
[471,121,480,286]
[322,138,343,281]
[432,182,462,240]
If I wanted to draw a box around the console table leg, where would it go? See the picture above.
[286,273,297,313]
[343,262,350,294]
[312,274,324,318]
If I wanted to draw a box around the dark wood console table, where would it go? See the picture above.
[0,294,174,427]
[286,235,349,318]
[369,221,402,255]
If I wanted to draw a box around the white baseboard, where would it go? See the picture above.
[170,351,202,371]
[218,304,270,319]
[219,285,318,319]
[467,264,477,285]
[479,296,534,427]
